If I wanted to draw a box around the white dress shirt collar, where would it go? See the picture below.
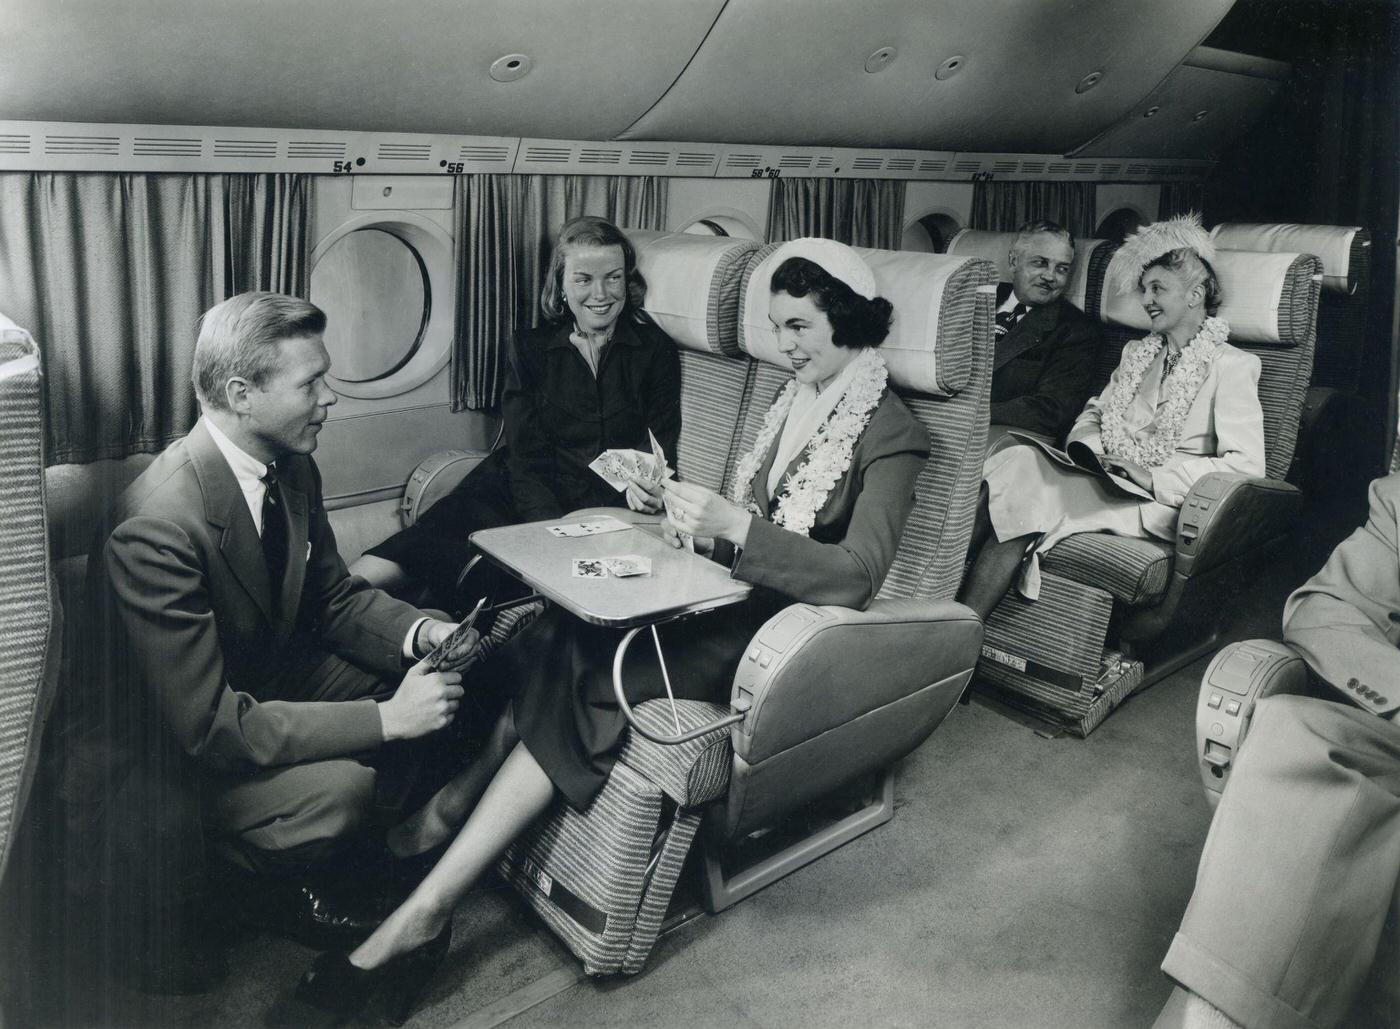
[202,415,271,536]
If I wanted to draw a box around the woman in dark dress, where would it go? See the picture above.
[350,216,682,610]
[282,238,931,1024]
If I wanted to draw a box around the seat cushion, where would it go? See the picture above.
[1041,532,1174,607]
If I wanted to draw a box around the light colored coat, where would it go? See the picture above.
[1067,339,1267,540]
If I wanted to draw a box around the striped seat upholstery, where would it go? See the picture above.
[0,317,58,882]
[630,231,759,493]
[1041,533,1173,606]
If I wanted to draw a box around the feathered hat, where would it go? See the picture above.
[1108,212,1216,295]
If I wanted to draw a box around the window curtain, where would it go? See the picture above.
[452,173,668,412]
[764,178,906,249]
[1158,183,1206,221]
[0,173,309,464]
[969,181,1096,238]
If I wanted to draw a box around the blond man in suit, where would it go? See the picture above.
[1156,470,1400,1029]
[64,293,472,989]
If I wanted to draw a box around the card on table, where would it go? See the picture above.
[547,515,631,538]
[603,555,651,578]
[571,558,609,579]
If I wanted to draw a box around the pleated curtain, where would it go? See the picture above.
[452,173,668,412]
[1158,183,1207,221]
[0,172,309,464]
[969,180,1096,238]
[764,178,906,249]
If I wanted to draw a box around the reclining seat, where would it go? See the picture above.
[496,237,993,973]
[1210,222,1378,497]
[0,313,59,886]
[973,248,1322,735]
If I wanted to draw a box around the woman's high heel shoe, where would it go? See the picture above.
[267,922,453,1028]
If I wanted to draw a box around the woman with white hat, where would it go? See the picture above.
[275,238,930,1024]
[959,213,1267,617]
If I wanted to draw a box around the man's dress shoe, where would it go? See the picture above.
[248,878,391,951]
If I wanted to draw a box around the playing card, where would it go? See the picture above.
[603,555,651,577]
[571,558,608,579]
[576,516,630,535]
[588,450,632,492]
[648,429,668,485]
[548,523,587,537]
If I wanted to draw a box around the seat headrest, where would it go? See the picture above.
[1099,249,1321,347]
[738,243,994,397]
[944,229,1107,313]
[1210,223,1366,295]
[626,231,759,357]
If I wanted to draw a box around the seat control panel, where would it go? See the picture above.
[731,605,831,740]
[1196,641,1308,804]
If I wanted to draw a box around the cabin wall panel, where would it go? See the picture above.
[1095,184,1161,227]
[665,179,770,238]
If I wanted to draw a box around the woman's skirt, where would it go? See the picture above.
[984,443,1169,600]
[479,595,779,809]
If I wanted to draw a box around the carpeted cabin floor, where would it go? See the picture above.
[5,501,1390,1029]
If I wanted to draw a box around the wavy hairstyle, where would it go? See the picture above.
[539,216,648,323]
[770,257,894,349]
[193,292,327,411]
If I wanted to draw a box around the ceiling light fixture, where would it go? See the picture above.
[490,54,533,82]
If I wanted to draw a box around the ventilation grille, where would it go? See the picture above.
[524,145,571,163]
[460,144,511,163]
[376,142,431,162]
[214,138,277,159]
[45,134,119,155]
[0,134,29,155]
[288,140,348,159]
[723,153,761,169]
[628,150,670,167]
[675,151,717,169]
[133,136,202,157]
[578,147,621,165]
[778,154,813,170]
[953,158,982,174]
[918,158,949,173]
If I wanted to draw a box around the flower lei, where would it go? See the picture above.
[727,348,888,536]
[1100,315,1229,468]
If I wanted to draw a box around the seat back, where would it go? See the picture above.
[627,231,759,493]
[0,315,59,883]
[1092,248,1322,481]
[1211,223,1370,394]
[737,244,999,601]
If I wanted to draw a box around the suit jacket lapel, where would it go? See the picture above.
[993,300,1061,371]
[752,430,815,516]
[187,421,274,622]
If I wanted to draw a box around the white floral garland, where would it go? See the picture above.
[1100,315,1230,468]
[728,348,888,536]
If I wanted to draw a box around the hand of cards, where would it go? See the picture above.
[421,597,486,673]
[588,429,672,492]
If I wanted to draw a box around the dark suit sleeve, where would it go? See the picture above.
[501,331,566,522]
[1283,475,1400,716]
[733,413,928,609]
[105,516,384,774]
[641,320,683,470]
[990,313,1102,441]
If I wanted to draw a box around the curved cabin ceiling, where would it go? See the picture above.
[4,0,1243,156]
[2,0,728,140]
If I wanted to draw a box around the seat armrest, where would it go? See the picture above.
[1175,473,1302,577]
[729,598,983,766]
[1196,639,1315,804]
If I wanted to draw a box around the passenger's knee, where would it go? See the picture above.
[300,760,378,840]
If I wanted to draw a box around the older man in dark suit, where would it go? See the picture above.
[989,220,1102,445]
[64,292,473,990]
[1155,470,1400,1029]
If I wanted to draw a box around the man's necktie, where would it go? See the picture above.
[260,463,288,599]
[994,303,1027,342]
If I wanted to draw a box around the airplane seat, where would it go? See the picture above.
[496,237,994,973]
[1210,223,1378,496]
[0,314,60,886]
[974,249,1321,733]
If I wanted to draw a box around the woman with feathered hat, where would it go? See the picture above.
[960,213,1266,616]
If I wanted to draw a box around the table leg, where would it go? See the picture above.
[650,624,683,733]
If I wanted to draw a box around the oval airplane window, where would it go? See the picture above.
[1095,207,1145,244]
[902,212,961,253]
[310,227,429,384]
[678,211,760,240]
